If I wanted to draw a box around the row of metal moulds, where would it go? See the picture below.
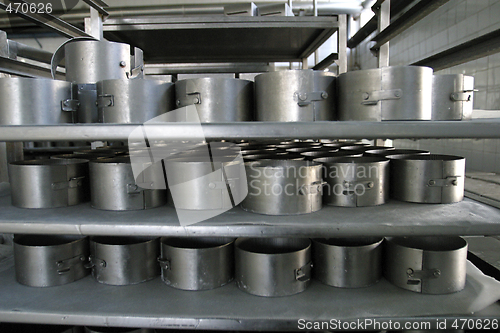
[7,141,466,213]
[12,234,468,297]
[0,34,474,124]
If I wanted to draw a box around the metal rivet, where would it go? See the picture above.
[193,97,199,104]
[298,93,307,101]
[63,101,69,106]
[394,91,401,97]
[107,100,113,107]
[321,92,328,99]
[428,180,436,185]
[451,180,458,186]
[433,269,441,277]
[362,92,369,100]
[406,268,413,275]
[176,100,181,106]
[209,183,216,189]
[119,61,126,67]
[100,262,105,267]
[367,182,374,188]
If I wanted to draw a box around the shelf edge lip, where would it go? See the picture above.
[1,121,500,141]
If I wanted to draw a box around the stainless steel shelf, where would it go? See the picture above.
[1,119,500,142]
[1,191,499,236]
[103,16,338,64]
[0,261,498,330]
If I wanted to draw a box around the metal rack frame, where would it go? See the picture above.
[0,1,500,329]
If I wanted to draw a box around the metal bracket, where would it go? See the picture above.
[361,89,402,105]
[177,92,201,107]
[96,94,114,108]
[299,181,326,195]
[127,183,144,194]
[450,90,474,102]
[56,254,87,274]
[51,176,85,191]
[427,176,459,187]
[295,261,313,282]
[127,64,144,79]
[61,99,80,112]
[296,91,328,106]
[208,178,237,190]
[87,255,106,269]
[406,267,441,285]
[158,257,171,270]
[342,180,375,195]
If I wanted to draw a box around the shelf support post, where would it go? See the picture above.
[337,14,347,74]
[374,0,390,68]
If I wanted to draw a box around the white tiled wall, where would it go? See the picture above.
[351,0,500,172]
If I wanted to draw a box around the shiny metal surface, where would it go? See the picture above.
[14,235,89,287]
[305,150,361,161]
[63,40,141,83]
[51,153,115,161]
[432,74,474,120]
[175,78,254,122]
[90,157,167,211]
[73,83,98,123]
[97,79,175,124]
[235,237,312,297]
[165,155,245,211]
[255,70,336,121]
[0,78,75,125]
[338,66,433,121]
[391,154,465,204]
[312,237,383,288]
[85,327,152,333]
[89,236,160,286]
[316,156,389,207]
[3,120,500,142]
[364,148,430,158]
[159,237,234,290]
[384,236,468,294]
[241,160,323,215]
[8,159,89,209]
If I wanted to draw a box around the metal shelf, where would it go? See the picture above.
[1,119,500,142]
[1,189,499,236]
[0,260,498,330]
[102,16,339,64]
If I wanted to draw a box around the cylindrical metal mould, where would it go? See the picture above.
[159,237,235,290]
[73,83,98,123]
[8,159,89,209]
[85,327,153,333]
[384,236,468,294]
[432,74,474,120]
[312,237,383,288]
[14,235,89,287]
[241,160,323,215]
[51,152,115,161]
[97,79,175,123]
[165,155,246,211]
[235,238,312,297]
[0,78,76,125]
[390,154,465,204]
[338,66,433,121]
[255,69,336,121]
[364,148,430,158]
[317,156,389,207]
[175,78,254,122]
[90,157,167,211]
[62,40,143,84]
[89,236,160,286]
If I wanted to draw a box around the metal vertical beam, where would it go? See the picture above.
[85,8,104,40]
[302,58,308,69]
[377,0,390,67]
[336,14,347,74]
[313,0,319,66]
